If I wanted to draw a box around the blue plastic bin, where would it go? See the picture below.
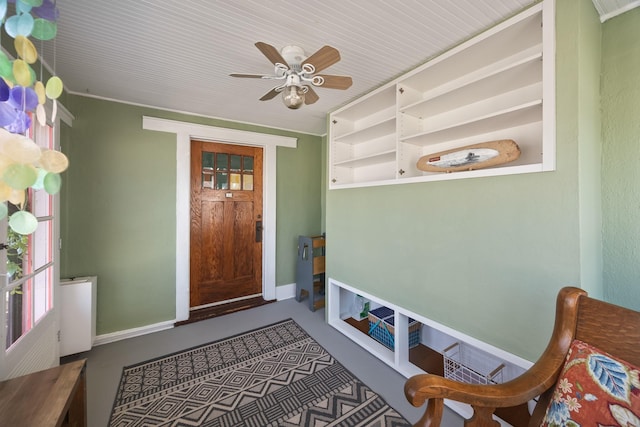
[367,306,421,350]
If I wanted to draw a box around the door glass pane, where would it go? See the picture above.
[202,152,214,169]
[33,220,51,271]
[205,151,256,191]
[230,173,241,190]
[6,279,31,347]
[33,267,52,323]
[33,189,51,218]
[243,174,254,191]
[243,156,253,173]
[215,172,228,190]
[202,171,213,189]
[7,221,29,284]
[216,153,228,171]
[202,152,214,189]
[230,154,241,172]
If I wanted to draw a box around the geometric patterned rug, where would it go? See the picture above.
[109,319,411,426]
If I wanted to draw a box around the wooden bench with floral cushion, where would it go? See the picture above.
[404,287,640,427]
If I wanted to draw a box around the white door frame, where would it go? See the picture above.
[142,117,297,322]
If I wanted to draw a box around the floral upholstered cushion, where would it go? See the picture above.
[541,339,640,426]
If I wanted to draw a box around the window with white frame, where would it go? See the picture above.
[4,121,55,348]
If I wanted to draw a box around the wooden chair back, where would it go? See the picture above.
[575,295,640,366]
[404,287,640,427]
[527,289,640,425]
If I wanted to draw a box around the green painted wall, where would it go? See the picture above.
[601,7,640,311]
[276,134,324,278]
[60,96,323,334]
[576,0,603,300]
[325,0,604,362]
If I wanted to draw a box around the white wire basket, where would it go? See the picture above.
[443,342,505,385]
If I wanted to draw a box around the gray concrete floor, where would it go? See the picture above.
[66,298,462,426]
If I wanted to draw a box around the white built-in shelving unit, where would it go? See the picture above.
[327,278,534,424]
[329,1,555,189]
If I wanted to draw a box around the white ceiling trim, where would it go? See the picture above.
[592,0,640,21]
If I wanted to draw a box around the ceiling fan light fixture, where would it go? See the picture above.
[231,42,352,109]
[282,85,305,109]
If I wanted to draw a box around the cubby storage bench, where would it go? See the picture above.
[327,278,534,425]
[329,0,555,189]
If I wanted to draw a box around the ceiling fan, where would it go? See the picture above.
[230,42,353,109]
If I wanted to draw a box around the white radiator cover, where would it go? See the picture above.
[60,276,97,356]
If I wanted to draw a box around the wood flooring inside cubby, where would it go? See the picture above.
[344,317,444,376]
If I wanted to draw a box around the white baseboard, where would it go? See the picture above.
[276,283,296,301]
[93,320,175,346]
[94,286,296,346]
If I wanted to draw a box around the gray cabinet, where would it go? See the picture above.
[295,235,326,311]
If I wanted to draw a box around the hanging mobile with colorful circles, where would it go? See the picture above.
[0,0,68,235]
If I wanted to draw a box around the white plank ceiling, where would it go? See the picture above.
[592,0,640,21]
[36,0,638,136]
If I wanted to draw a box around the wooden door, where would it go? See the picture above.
[190,141,263,308]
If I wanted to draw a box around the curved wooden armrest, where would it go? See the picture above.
[404,287,586,427]
[404,356,568,427]
[405,366,553,410]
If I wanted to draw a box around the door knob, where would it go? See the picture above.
[255,221,263,243]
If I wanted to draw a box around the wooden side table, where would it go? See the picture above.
[0,359,87,427]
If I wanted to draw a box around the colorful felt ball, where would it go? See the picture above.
[0,0,7,22]
[31,18,56,40]
[2,135,41,163]
[0,153,14,177]
[21,0,44,7]
[9,85,39,111]
[14,35,38,64]
[5,12,34,38]
[45,75,62,99]
[9,210,38,235]
[32,0,58,22]
[43,171,61,194]
[4,110,31,134]
[0,181,11,201]
[3,163,37,189]
[0,53,14,83]
[39,149,69,173]
[12,59,32,86]
[34,80,45,104]
[35,103,46,126]
[0,102,18,126]
[15,0,34,14]
[8,188,25,206]
[0,78,10,102]
[31,167,46,189]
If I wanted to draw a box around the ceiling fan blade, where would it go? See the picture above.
[230,73,286,81]
[259,87,281,101]
[315,75,353,90]
[230,73,268,78]
[302,45,341,73]
[255,42,289,67]
[304,86,319,105]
